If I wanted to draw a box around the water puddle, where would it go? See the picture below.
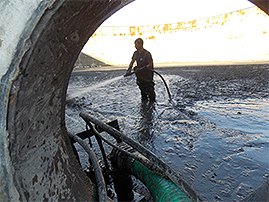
[193,99,269,135]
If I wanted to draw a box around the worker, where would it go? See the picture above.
[125,38,156,102]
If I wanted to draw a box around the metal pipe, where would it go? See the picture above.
[90,126,168,177]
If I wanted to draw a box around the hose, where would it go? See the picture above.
[90,126,171,178]
[110,143,191,202]
[152,69,172,101]
[129,159,191,202]
[79,112,200,201]
[124,67,173,101]
[87,122,110,171]
[80,112,168,171]
[91,126,194,201]
[68,132,108,202]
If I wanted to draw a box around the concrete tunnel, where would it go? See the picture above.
[0,0,268,201]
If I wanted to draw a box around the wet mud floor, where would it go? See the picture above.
[66,64,269,201]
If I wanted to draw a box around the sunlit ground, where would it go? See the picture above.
[81,0,269,65]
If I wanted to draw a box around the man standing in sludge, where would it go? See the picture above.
[125,38,156,102]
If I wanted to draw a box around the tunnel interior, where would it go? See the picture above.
[2,0,268,201]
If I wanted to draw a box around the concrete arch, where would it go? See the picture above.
[0,0,267,201]
[0,0,133,201]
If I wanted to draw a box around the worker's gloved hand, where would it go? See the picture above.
[124,70,132,77]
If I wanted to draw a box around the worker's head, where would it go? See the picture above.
[134,38,144,50]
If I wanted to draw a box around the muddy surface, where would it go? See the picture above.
[66,64,269,201]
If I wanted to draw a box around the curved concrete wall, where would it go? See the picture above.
[0,0,133,201]
[249,0,269,15]
[0,0,267,201]
[0,1,55,200]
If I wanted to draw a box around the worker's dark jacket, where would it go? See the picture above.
[132,49,153,84]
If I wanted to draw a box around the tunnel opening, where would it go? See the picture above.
[65,0,269,201]
[0,0,268,201]
[65,0,268,200]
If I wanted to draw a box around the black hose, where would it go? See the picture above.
[79,112,200,201]
[125,67,173,101]
[152,70,172,101]
[80,113,167,171]
[90,125,169,178]
[68,132,108,202]
[88,123,110,171]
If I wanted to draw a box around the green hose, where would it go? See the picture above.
[81,113,199,201]
[129,160,191,202]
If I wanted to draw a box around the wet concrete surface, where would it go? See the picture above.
[66,64,269,201]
